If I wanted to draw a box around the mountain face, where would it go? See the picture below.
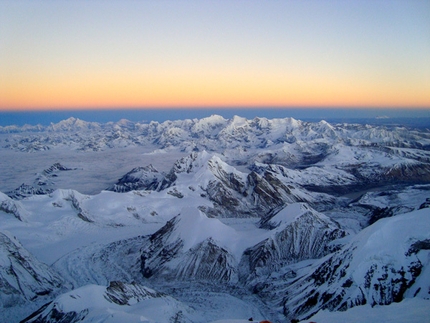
[107,164,163,192]
[0,231,66,322]
[140,207,239,283]
[129,151,325,218]
[240,203,348,282]
[52,205,349,289]
[0,192,28,221]
[250,208,430,321]
[184,151,296,218]
[50,207,239,287]
[21,281,197,323]
[7,163,75,200]
[1,115,430,322]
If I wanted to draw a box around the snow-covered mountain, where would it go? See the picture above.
[140,207,239,282]
[0,230,67,322]
[2,115,429,164]
[0,191,29,221]
[2,115,430,197]
[107,151,334,218]
[240,203,348,282]
[160,151,300,217]
[6,163,76,200]
[20,281,198,323]
[107,164,163,192]
[1,115,430,322]
[250,208,430,321]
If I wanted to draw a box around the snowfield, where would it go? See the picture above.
[303,297,430,323]
[1,115,430,323]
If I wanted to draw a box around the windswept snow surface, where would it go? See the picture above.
[164,207,250,257]
[1,185,218,264]
[302,298,430,323]
[1,115,430,323]
[21,282,201,323]
[21,281,270,323]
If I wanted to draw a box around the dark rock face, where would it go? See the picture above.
[240,205,347,281]
[140,213,238,283]
[367,206,396,225]
[406,239,430,256]
[104,281,162,305]
[7,184,54,200]
[0,193,27,221]
[63,191,94,223]
[140,216,184,279]
[276,211,430,321]
[21,306,89,323]
[419,198,430,209]
[43,163,73,175]
[384,162,430,183]
[20,282,167,323]
[280,247,425,321]
[0,232,65,309]
[246,171,294,216]
[175,238,237,282]
[7,163,75,200]
[107,164,163,192]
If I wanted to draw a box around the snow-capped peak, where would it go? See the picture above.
[281,207,430,320]
[171,207,237,252]
[262,202,314,228]
[0,192,28,222]
[21,281,196,323]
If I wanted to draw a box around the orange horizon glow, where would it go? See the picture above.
[2,70,430,111]
[2,61,429,111]
[2,100,430,112]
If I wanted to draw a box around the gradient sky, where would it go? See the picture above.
[1,0,429,111]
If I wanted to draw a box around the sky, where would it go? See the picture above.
[0,0,429,111]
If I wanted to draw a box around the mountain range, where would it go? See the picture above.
[0,115,429,322]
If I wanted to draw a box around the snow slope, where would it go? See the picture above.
[240,203,347,282]
[21,281,199,323]
[0,230,68,322]
[279,208,430,321]
[302,297,430,323]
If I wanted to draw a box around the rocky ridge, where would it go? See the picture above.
[0,231,67,322]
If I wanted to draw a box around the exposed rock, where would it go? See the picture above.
[104,281,163,305]
[7,163,75,200]
[0,192,28,221]
[0,231,65,309]
[175,238,237,282]
[21,282,194,323]
[107,164,163,192]
[278,208,430,321]
[240,203,347,281]
[140,208,238,282]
